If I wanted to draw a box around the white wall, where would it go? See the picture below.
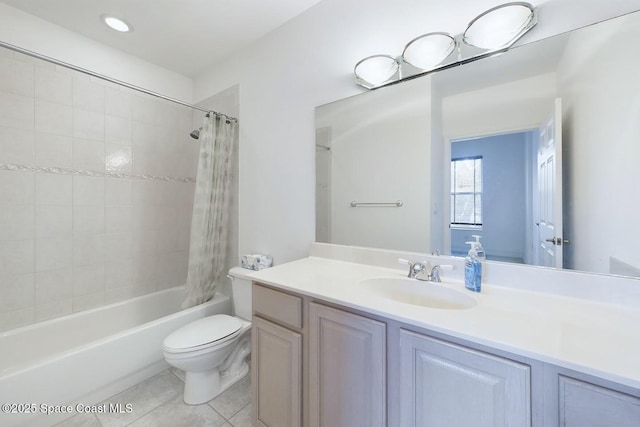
[316,77,431,253]
[557,12,640,274]
[0,3,192,102]
[193,0,640,264]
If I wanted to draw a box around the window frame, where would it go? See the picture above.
[450,156,483,227]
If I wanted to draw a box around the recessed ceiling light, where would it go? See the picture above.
[101,14,132,33]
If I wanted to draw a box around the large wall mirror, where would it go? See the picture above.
[315,10,640,279]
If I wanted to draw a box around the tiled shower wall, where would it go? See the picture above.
[0,48,201,332]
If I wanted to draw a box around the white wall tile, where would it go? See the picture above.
[105,206,133,233]
[132,204,157,232]
[157,252,187,289]
[105,178,132,206]
[156,227,179,254]
[73,137,105,171]
[105,232,133,262]
[105,87,132,119]
[0,55,34,97]
[72,263,104,297]
[73,76,105,113]
[0,125,35,164]
[105,115,132,146]
[132,95,157,124]
[35,238,73,272]
[0,307,34,332]
[0,273,34,311]
[178,206,193,252]
[0,205,34,240]
[105,143,132,172]
[73,108,104,140]
[132,180,157,205]
[133,228,156,256]
[105,258,133,288]
[105,285,134,304]
[34,65,72,105]
[35,173,72,205]
[132,122,156,149]
[157,102,179,131]
[36,205,72,239]
[73,205,105,236]
[73,234,105,267]
[73,176,104,206]
[0,170,34,205]
[35,99,73,136]
[35,131,72,168]
[35,267,72,303]
[133,254,157,290]
[36,299,72,321]
[73,290,104,312]
[0,239,34,278]
[0,91,34,130]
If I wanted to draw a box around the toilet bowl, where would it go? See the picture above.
[163,267,253,404]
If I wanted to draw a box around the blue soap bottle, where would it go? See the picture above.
[464,241,482,292]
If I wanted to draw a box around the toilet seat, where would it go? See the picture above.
[163,314,242,354]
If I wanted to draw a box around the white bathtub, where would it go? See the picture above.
[0,287,231,426]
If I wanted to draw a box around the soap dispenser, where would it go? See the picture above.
[471,235,486,261]
[464,241,482,293]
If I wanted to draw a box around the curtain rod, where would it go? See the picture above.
[0,40,238,122]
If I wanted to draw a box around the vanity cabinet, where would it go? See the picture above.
[252,286,303,427]
[308,302,386,427]
[550,372,640,427]
[398,329,531,427]
[252,282,640,427]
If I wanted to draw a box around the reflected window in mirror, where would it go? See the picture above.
[451,157,483,228]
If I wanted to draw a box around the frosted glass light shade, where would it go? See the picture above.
[463,2,534,50]
[354,55,399,88]
[402,32,457,70]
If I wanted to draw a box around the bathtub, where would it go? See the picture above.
[0,287,231,426]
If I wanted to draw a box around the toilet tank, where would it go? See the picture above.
[228,267,253,320]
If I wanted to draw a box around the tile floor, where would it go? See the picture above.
[55,368,252,427]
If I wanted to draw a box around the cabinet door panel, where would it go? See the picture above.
[309,302,386,427]
[399,329,530,427]
[559,376,640,427]
[252,316,302,427]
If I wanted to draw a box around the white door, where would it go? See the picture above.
[536,98,564,268]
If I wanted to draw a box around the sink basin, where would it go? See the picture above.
[359,277,477,310]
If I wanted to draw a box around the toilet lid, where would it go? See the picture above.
[164,314,242,350]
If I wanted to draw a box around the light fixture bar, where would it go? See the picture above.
[353,2,537,90]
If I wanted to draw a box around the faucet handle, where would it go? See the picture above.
[398,258,429,278]
[429,264,453,282]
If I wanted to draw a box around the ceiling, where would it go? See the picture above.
[0,0,323,77]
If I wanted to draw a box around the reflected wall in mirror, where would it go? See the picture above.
[315,10,640,279]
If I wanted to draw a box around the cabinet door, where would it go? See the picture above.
[558,376,640,427]
[252,316,302,427]
[399,329,530,427]
[309,302,386,427]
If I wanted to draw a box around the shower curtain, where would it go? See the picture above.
[183,114,237,308]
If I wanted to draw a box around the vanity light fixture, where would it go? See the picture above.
[401,32,457,71]
[101,14,132,33]
[354,2,536,90]
[463,2,535,50]
[354,55,400,89]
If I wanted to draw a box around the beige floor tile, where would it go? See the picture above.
[228,403,252,427]
[208,371,251,419]
[54,411,101,427]
[128,394,226,427]
[96,370,183,427]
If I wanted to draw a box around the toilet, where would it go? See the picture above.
[163,267,253,405]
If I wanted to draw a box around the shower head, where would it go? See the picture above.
[189,128,201,139]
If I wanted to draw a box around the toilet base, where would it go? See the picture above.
[183,360,249,405]
[182,335,251,405]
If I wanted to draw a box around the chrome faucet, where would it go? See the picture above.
[399,259,451,282]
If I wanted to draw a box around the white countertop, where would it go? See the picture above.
[249,255,640,389]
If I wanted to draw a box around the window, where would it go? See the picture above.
[451,156,482,226]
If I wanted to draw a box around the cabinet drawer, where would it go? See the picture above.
[252,283,303,329]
